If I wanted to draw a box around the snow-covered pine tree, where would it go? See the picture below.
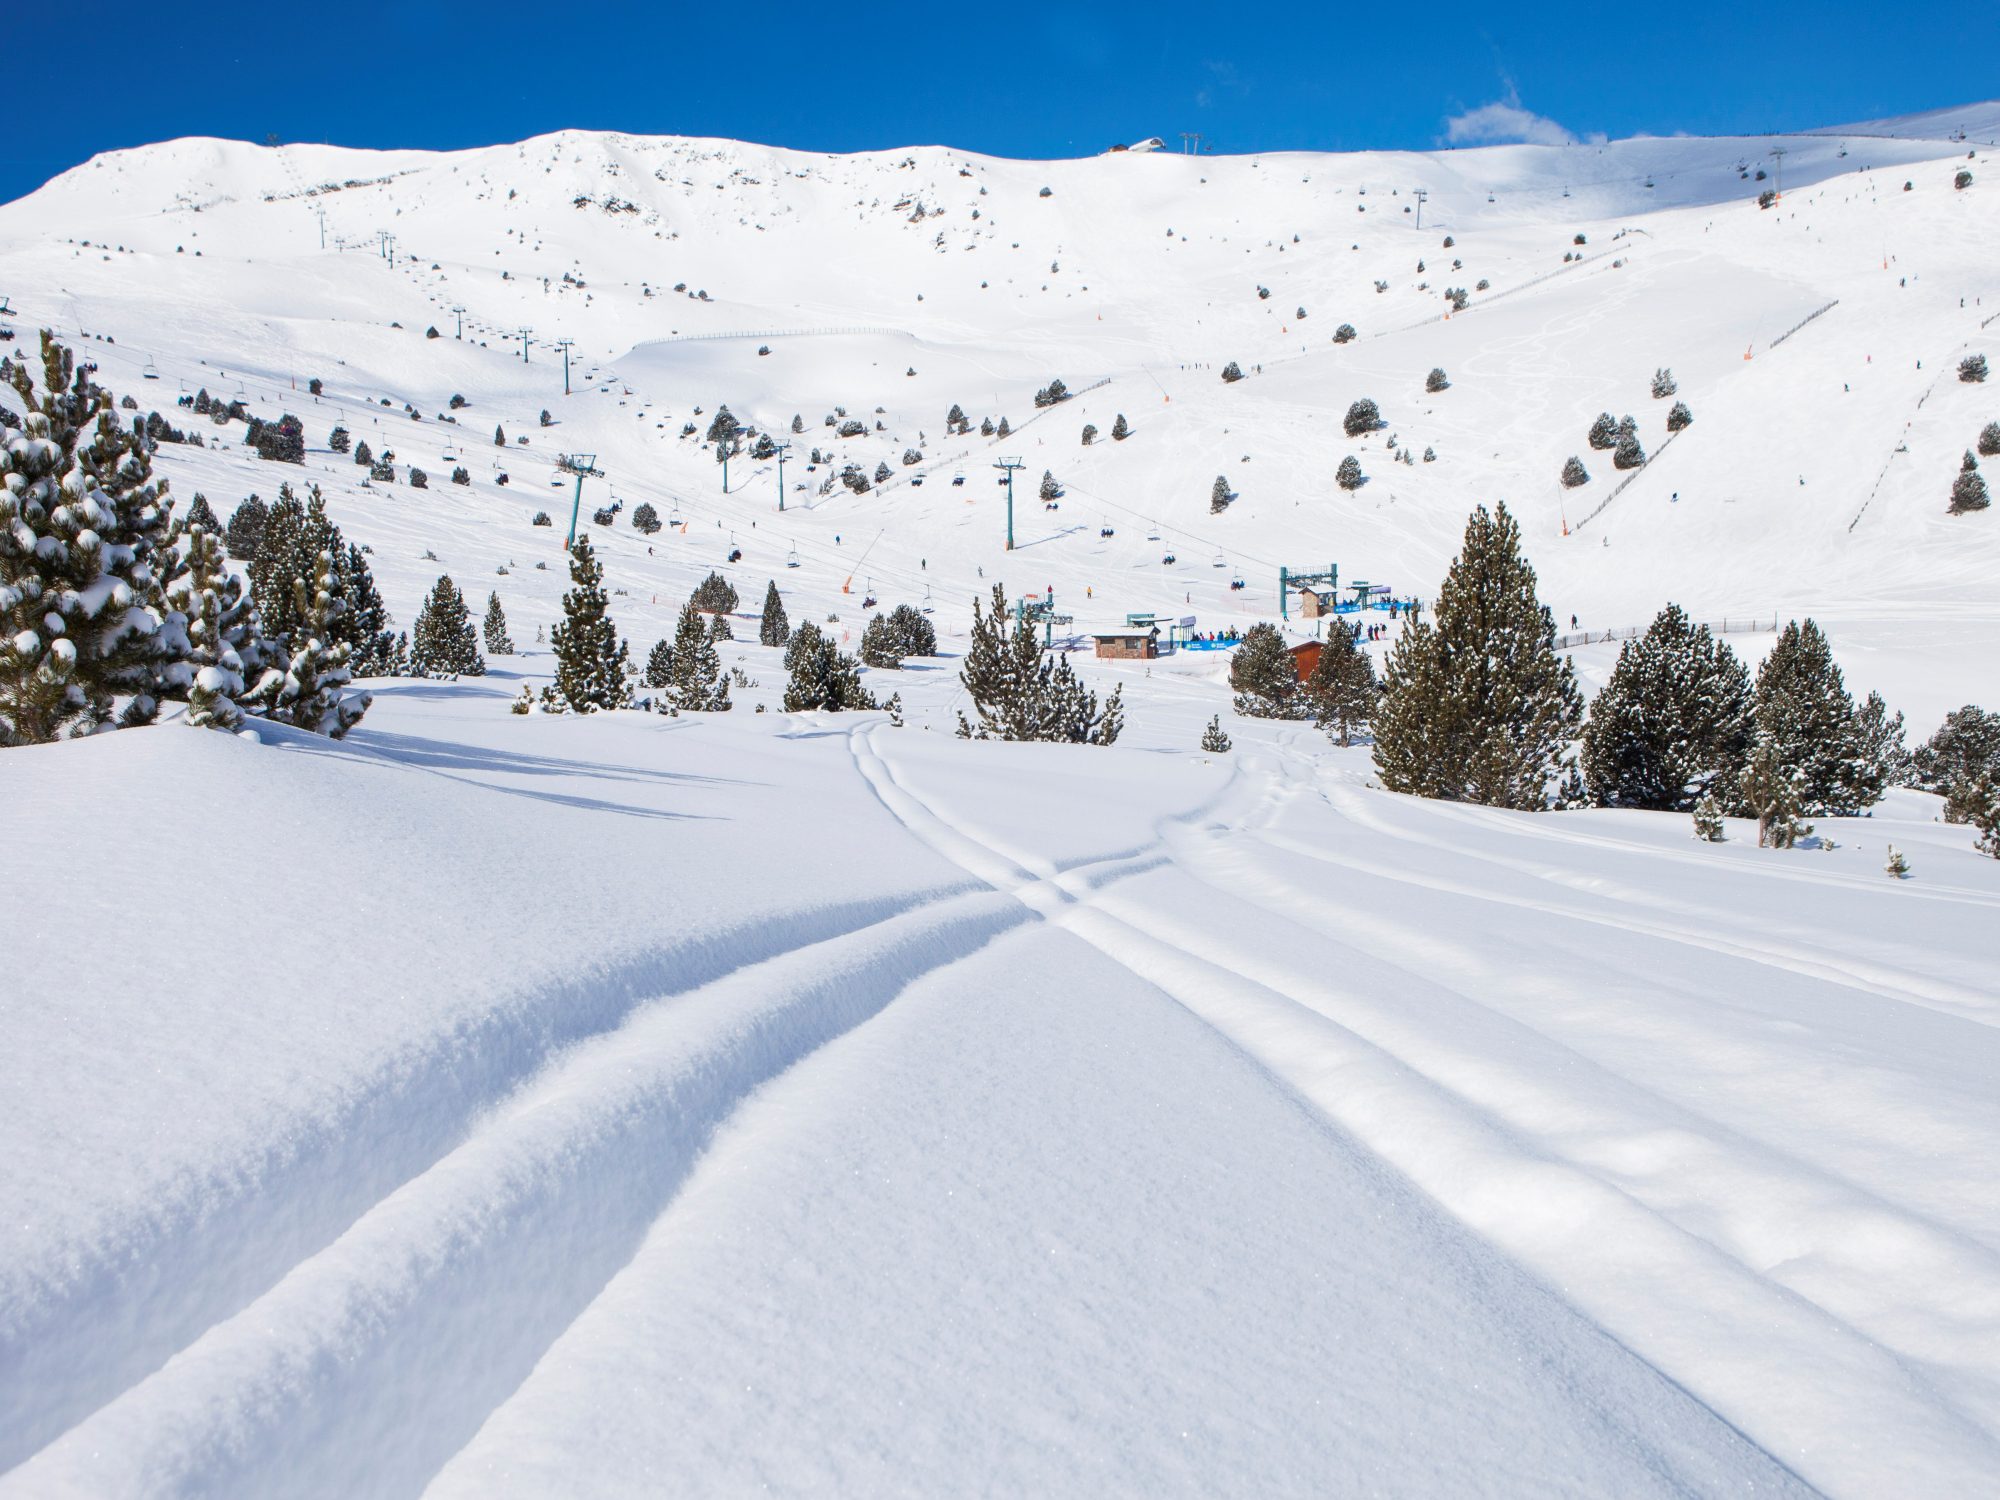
[996,416,1011,437]
[1613,432,1646,469]
[353,439,373,466]
[1561,456,1590,488]
[1112,413,1130,440]
[1373,502,1583,807]
[704,405,740,447]
[1958,770,2000,857]
[0,332,181,743]
[1852,690,1909,790]
[1980,421,2000,458]
[1651,367,1678,399]
[1336,456,1364,490]
[329,425,351,454]
[1753,618,1878,814]
[1911,705,2000,795]
[484,592,514,655]
[172,522,281,730]
[1230,622,1306,719]
[1211,475,1233,513]
[1201,714,1232,753]
[1580,604,1752,810]
[946,402,967,432]
[709,613,732,642]
[1885,844,1910,878]
[268,551,370,738]
[1039,469,1062,502]
[410,576,484,678]
[1343,398,1381,437]
[224,494,268,560]
[860,614,902,668]
[494,424,506,447]
[1304,618,1377,745]
[184,493,220,533]
[1692,792,1726,842]
[1426,367,1450,393]
[1587,412,1619,450]
[782,622,875,712]
[631,502,661,535]
[1949,451,1990,513]
[1666,400,1694,432]
[1221,362,1244,383]
[643,636,675,690]
[885,603,936,658]
[954,583,1119,743]
[548,534,631,713]
[759,579,791,647]
[1740,734,1811,848]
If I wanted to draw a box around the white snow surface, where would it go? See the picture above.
[2,109,1999,1496]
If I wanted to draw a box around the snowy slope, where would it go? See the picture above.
[3,112,1999,1497]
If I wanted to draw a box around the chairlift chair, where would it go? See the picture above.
[1211,551,1226,568]
[952,472,965,486]
[786,545,801,569]
[1162,552,1177,565]
[142,359,160,380]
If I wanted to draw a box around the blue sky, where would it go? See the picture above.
[8,1,1995,203]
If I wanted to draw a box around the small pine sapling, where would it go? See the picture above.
[1201,715,1232,753]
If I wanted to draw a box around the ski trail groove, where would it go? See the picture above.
[849,729,2000,1497]
[6,891,1027,1500]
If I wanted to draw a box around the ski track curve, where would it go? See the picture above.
[848,728,2000,1498]
[6,890,1031,1499]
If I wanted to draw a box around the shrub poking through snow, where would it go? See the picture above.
[1201,715,1232,753]
[1426,367,1450,393]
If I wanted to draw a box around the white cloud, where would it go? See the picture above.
[1442,92,1580,147]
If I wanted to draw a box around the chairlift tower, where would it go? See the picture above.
[1413,188,1428,230]
[313,206,327,250]
[1768,146,1787,200]
[450,305,465,339]
[993,457,1024,550]
[517,327,532,363]
[775,440,791,511]
[556,338,575,395]
[1278,563,1340,620]
[556,452,604,548]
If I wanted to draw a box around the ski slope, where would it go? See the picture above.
[2,109,1999,1496]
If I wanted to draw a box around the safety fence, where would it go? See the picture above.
[1553,616,1777,652]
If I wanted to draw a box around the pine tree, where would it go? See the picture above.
[996,416,1010,437]
[1038,469,1061,502]
[1211,475,1233,513]
[1221,361,1244,383]
[1740,734,1811,849]
[1911,705,2000,794]
[494,424,506,447]
[329,425,351,454]
[709,612,732,642]
[1651,367,1678,398]
[631,502,661,535]
[184,493,220,533]
[1373,503,1583,808]
[0,332,180,743]
[1613,432,1646,469]
[1426,367,1450,393]
[1081,419,1099,444]
[548,534,631,713]
[705,405,740,447]
[1343,398,1381,437]
[411,576,484,678]
[225,494,268,560]
[1885,844,1910,879]
[170,522,281,731]
[1753,619,1878,815]
[1201,715,1232,753]
[1111,413,1130,440]
[353,439,372,467]
[484,592,515,655]
[1979,421,2000,458]
[861,614,902,668]
[1587,412,1619,450]
[1957,770,2000,857]
[1303,618,1377,745]
[691,570,739,614]
[654,601,730,712]
[267,551,370,738]
[954,583,1118,743]
[1692,792,1726,842]
[946,402,967,432]
[1230,623,1306,719]
[1560,456,1590,488]
[759,579,791,647]
[643,636,676,689]
[1580,604,1752,810]
[1950,452,1990,513]
[1853,690,1909,790]
[885,603,936,658]
[782,622,875,712]
[1335,456,1364,490]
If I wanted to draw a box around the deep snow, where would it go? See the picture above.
[2,108,1998,1497]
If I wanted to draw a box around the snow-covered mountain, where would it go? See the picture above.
[2,111,1998,1498]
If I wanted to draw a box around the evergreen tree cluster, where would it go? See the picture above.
[1950,451,1990,513]
[859,604,937,668]
[244,413,306,464]
[782,622,874,712]
[956,584,1121,744]
[646,601,731,713]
